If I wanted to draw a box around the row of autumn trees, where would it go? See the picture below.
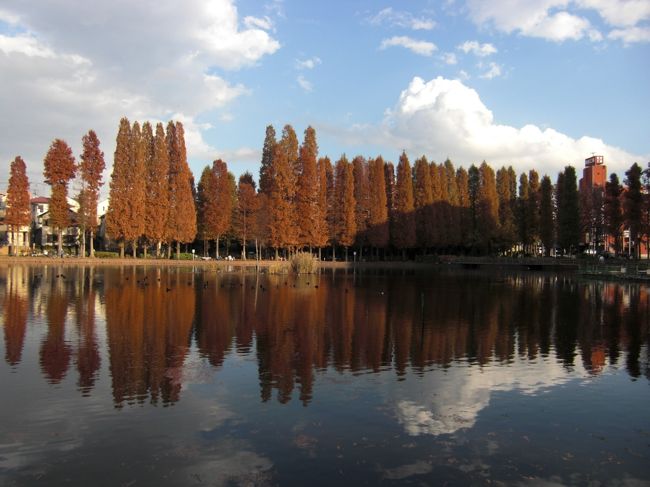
[5,116,649,259]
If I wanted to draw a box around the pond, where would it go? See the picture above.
[1,264,649,486]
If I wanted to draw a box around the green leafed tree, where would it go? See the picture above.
[539,175,555,256]
[604,173,623,255]
[624,163,643,259]
[556,166,580,254]
[259,125,276,196]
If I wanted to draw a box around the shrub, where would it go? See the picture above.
[290,252,320,274]
[267,261,290,274]
[95,251,119,259]
[174,252,196,260]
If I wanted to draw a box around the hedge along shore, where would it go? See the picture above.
[0,256,441,270]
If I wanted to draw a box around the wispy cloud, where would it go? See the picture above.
[295,56,321,70]
[368,7,436,30]
[479,62,502,79]
[297,75,313,92]
[380,36,437,56]
[441,52,458,65]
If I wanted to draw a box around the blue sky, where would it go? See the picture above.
[1,0,649,196]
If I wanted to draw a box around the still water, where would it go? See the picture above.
[1,264,649,486]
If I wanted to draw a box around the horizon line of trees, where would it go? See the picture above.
[4,118,650,259]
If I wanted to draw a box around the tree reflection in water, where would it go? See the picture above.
[1,266,648,405]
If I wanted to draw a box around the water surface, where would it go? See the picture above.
[1,264,649,486]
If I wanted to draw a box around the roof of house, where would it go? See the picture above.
[30,196,50,204]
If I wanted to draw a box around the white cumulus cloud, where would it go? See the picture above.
[380,36,437,56]
[466,0,650,43]
[0,0,280,187]
[369,76,645,177]
[608,25,650,43]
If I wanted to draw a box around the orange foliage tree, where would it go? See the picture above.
[268,124,299,257]
[43,139,76,256]
[367,156,389,256]
[78,130,105,258]
[296,126,320,251]
[333,155,356,261]
[5,156,31,255]
[236,172,259,259]
[144,123,170,257]
[165,121,196,258]
[392,151,416,258]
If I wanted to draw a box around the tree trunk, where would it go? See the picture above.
[318,247,321,261]
[119,240,125,259]
[156,240,161,258]
[57,228,64,257]
[176,241,180,260]
[144,242,148,259]
[215,235,220,259]
[89,230,95,258]
[332,245,336,261]
[132,240,137,258]
[344,246,348,262]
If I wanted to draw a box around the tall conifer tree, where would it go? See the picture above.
[78,130,105,258]
[165,121,197,258]
[268,125,299,256]
[127,121,146,257]
[496,167,516,251]
[259,125,276,195]
[352,156,370,254]
[314,156,331,258]
[43,139,76,257]
[106,118,133,257]
[624,163,643,258]
[211,159,234,259]
[367,156,389,255]
[296,126,320,250]
[236,172,258,259]
[333,155,356,261]
[144,123,170,257]
[539,175,555,256]
[5,156,31,255]
[413,156,433,250]
[393,151,416,258]
[477,162,499,252]
[604,173,623,254]
[196,166,215,256]
[556,166,580,254]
